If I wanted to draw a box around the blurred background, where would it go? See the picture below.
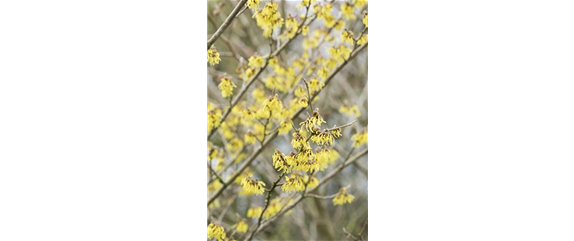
[208,1,368,240]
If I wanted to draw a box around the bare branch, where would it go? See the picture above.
[207,0,248,49]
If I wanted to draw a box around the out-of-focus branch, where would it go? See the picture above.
[358,218,368,241]
[207,6,315,140]
[211,37,369,241]
[208,131,279,205]
[305,193,337,199]
[207,0,248,49]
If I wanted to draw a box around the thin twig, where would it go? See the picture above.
[248,148,368,239]
[304,193,338,199]
[209,42,368,206]
[207,0,248,49]
[245,172,286,241]
[358,218,368,241]
[207,6,315,140]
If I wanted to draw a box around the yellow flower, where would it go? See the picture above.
[291,129,308,149]
[355,0,367,8]
[208,148,218,161]
[296,0,314,9]
[207,102,216,111]
[246,0,260,11]
[247,206,262,218]
[301,25,309,36]
[292,147,319,172]
[227,138,243,154]
[219,122,234,140]
[207,47,221,66]
[351,129,368,147]
[240,176,266,195]
[299,109,326,132]
[208,179,223,193]
[342,30,354,45]
[252,88,267,103]
[272,149,291,172]
[208,199,220,209]
[340,3,356,20]
[208,108,223,132]
[261,95,283,113]
[333,187,355,205]
[215,161,225,172]
[235,220,248,233]
[317,65,330,80]
[307,78,324,94]
[248,54,265,68]
[297,96,308,108]
[268,56,279,67]
[304,176,319,189]
[334,19,346,30]
[263,198,283,219]
[243,67,256,81]
[363,12,368,28]
[357,34,368,45]
[218,77,237,98]
[314,148,338,170]
[310,131,334,146]
[253,3,284,38]
[278,119,293,135]
[207,222,226,241]
[323,13,336,28]
[244,132,257,144]
[294,86,306,98]
[350,105,361,117]
[281,16,299,40]
[234,169,252,184]
[331,128,342,138]
[329,45,352,62]
[340,105,361,117]
[281,173,306,193]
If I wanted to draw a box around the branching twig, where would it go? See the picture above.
[248,148,368,239]
[210,41,368,206]
[245,172,286,241]
[207,6,316,141]
[207,0,248,49]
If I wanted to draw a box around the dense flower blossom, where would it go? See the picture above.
[207,47,221,65]
[351,129,368,147]
[333,187,355,205]
[207,222,226,241]
[240,176,266,195]
[253,3,284,38]
[234,220,248,233]
[246,0,260,11]
[218,77,237,98]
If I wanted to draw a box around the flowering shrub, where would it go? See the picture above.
[207,0,368,240]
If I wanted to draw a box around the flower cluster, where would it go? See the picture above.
[218,77,237,98]
[207,222,226,241]
[240,175,266,195]
[207,47,220,66]
[340,105,361,118]
[281,15,299,40]
[333,187,355,205]
[207,0,368,239]
[253,3,284,38]
[247,206,262,218]
[281,173,306,193]
[234,220,248,233]
[351,128,368,147]
[246,0,260,11]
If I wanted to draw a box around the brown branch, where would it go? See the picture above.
[207,0,248,49]
[245,172,286,241]
[358,218,368,241]
[207,131,279,205]
[304,193,338,199]
[248,148,368,239]
[210,41,368,206]
[207,6,315,141]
